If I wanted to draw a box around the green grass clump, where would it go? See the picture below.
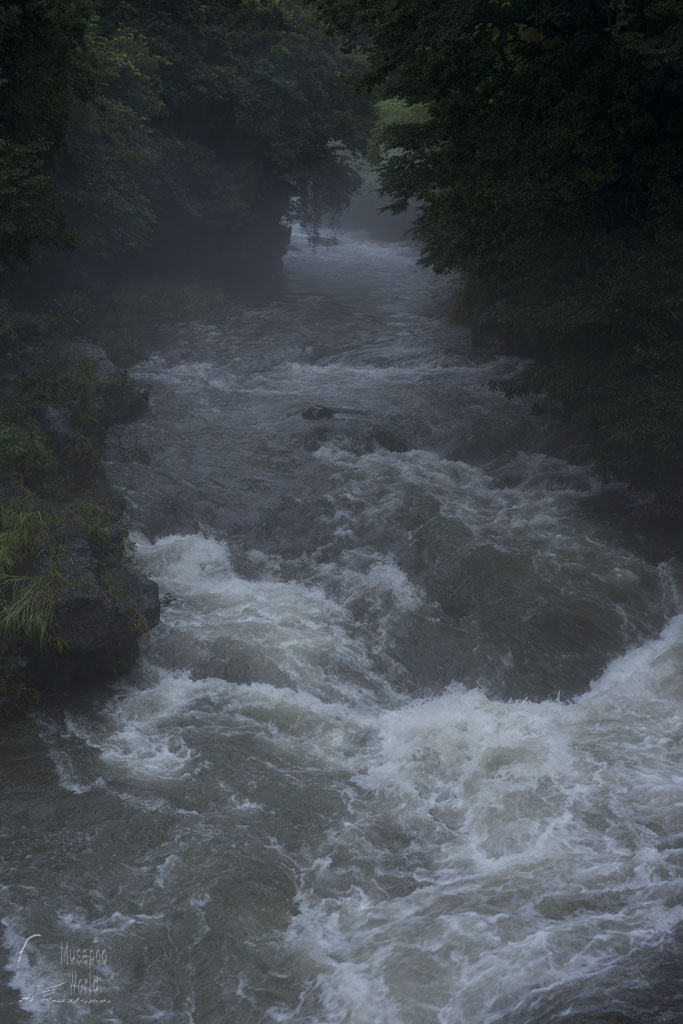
[0,569,63,651]
[0,500,50,569]
[0,500,64,652]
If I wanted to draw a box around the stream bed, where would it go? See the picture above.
[2,228,683,1024]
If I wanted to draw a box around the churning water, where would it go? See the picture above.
[2,229,683,1024]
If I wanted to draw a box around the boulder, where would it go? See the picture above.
[67,342,119,383]
[57,570,117,652]
[107,566,161,632]
[51,563,160,685]
[67,342,150,425]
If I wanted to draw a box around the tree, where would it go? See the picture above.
[0,0,97,274]
[88,0,374,261]
[59,25,165,259]
[1,0,374,278]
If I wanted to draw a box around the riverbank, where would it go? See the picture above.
[0,333,160,711]
[0,219,296,710]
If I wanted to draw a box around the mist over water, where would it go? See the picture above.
[2,228,683,1024]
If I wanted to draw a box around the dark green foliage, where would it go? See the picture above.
[0,0,97,273]
[59,27,164,258]
[0,0,373,276]
[311,0,683,493]
[6,353,102,429]
[63,0,373,265]
[0,499,63,653]
[0,422,57,492]
[365,99,430,170]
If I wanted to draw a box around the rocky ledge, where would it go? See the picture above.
[0,340,160,707]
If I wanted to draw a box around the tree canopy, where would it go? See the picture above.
[0,0,96,272]
[0,0,374,279]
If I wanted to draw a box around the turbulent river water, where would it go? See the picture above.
[3,228,683,1024]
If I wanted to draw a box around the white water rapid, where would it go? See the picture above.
[2,229,682,1024]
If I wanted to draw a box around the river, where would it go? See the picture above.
[2,227,683,1024]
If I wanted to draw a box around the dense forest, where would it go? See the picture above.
[2,0,683,697]
[313,0,683,499]
[0,0,373,286]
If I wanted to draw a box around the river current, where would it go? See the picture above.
[2,228,683,1024]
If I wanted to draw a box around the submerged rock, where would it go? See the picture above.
[299,409,427,456]
[302,405,334,420]
[56,566,160,656]
[53,565,160,685]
